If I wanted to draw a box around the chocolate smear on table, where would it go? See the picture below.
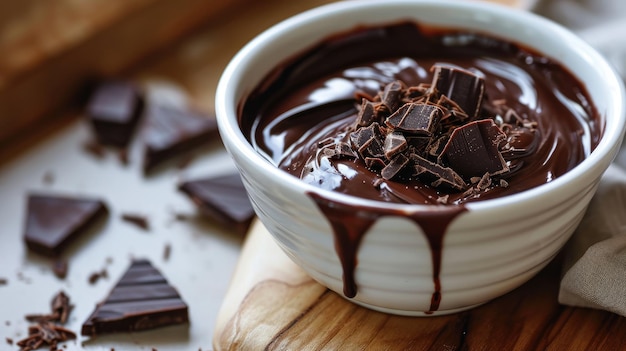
[309,192,466,312]
[178,173,255,235]
[121,213,150,231]
[81,259,188,336]
[87,80,144,148]
[23,194,108,257]
[142,104,219,173]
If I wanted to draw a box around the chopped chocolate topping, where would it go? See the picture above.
[381,154,410,180]
[412,154,466,191]
[380,80,404,113]
[23,195,108,257]
[178,173,255,235]
[24,291,72,325]
[142,104,220,173]
[87,80,143,148]
[383,132,408,159]
[81,259,189,336]
[121,213,150,231]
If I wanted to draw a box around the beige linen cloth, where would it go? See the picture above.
[536,0,626,315]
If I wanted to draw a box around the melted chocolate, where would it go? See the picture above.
[240,22,602,312]
[310,192,466,312]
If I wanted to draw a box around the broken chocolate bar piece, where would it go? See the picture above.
[87,81,143,147]
[385,103,443,135]
[142,104,219,173]
[24,195,108,257]
[178,173,255,235]
[381,154,410,180]
[431,64,485,119]
[412,154,467,190]
[356,100,378,127]
[440,119,508,180]
[81,259,188,336]
[380,81,404,113]
[383,132,408,159]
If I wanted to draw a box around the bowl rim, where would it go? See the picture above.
[215,0,626,212]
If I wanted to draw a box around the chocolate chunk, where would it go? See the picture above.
[412,154,466,190]
[81,259,189,336]
[383,132,408,159]
[431,64,485,119]
[365,157,386,170]
[440,119,508,179]
[121,213,150,231]
[178,173,255,235]
[87,81,143,147]
[380,81,404,113]
[385,103,443,135]
[350,123,385,159]
[142,105,219,173]
[356,100,378,127]
[52,259,68,279]
[381,154,409,180]
[24,195,108,257]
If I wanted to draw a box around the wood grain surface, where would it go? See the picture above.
[213,220,626,351]
[0,0,246,148]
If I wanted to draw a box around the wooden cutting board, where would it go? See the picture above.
[213,219,626,350]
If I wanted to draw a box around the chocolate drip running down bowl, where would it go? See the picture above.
[216,0,626,315]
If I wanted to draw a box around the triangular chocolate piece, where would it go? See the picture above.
[142,104,220,173]
[24,195,108,257]
[81,259,188,336]
[178,173,255,235]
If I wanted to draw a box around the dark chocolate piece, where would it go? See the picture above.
[121,213,150,231]
[383,132,408,159]
[440,119,508,179]
[431,64,485,119]
[381,154,409,180]
[87,81,143,147]
[142,104,219,173]
[412,154,467,190]
[0,278,6,286]
[178,173,255,235]
[350,123,385,159]
[81,259,188,336]
[356,100,378,127]
[385,103,443,135]
[24,195,108,257]
[52,259,68,279]
[380,81,404,113]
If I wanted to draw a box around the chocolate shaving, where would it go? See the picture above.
[121,213,150,231]
[19,292,75,351]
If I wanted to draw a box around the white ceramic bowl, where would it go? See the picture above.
[216,0,626,315]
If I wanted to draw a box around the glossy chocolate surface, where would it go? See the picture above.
[241,22,601,205]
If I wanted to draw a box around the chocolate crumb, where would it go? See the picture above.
[6,337,13,345]
[0,278,7,286]
[42,171,55,185]
[88,269,108,285]
[16,321,76,351]
[121,213,150,231]
[52,259,68,279]
[82,140,106,159]
[163,243,172,261]
[118,149,129,165]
